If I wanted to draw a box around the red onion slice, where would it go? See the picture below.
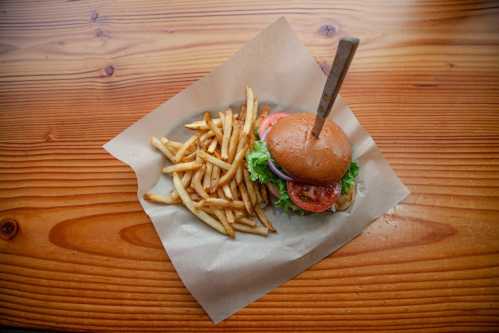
[268,158,295,181]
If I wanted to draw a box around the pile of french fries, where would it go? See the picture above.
[145,87,274,238]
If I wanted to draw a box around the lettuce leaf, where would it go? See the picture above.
[341,161,359,194]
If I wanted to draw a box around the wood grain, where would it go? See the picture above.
[1,0,499,332]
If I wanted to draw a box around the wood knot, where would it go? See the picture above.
[0,218,19,241]
[319,24,337,37]
[90,10,99,22]
[104,65,114,76]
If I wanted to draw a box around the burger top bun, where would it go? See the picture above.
[266,112,352,185]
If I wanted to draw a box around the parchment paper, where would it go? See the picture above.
[104,17,409,323]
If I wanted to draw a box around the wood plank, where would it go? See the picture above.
[1,0,499,332]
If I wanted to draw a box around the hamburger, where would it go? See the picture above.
[246,112,358,214]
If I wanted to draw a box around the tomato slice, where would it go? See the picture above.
[287,181,341,213]
[259,112,288,139]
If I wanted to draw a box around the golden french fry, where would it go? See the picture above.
[185,119,222,130]
[221,109,233,160]
[235,135,248,184]
[204,112,223,144]
[236,217,257,227]
[243,168,258,206]
[255,103,271,130]
[190,192,202,202]
[217,188,235,224]
[160,137,183,151]
[211,208,235,238]
[226,209,235,223]
[200,130,215,143]
[144,192,181,204]
[192,164,209,199]
[203,162,213,190]
[252,97,259,124]
[254,205,275,232]
[223,184,233,199]
[207,137,218,153]
[162,161,202,174]
[228,121,240,163]
[197,198,245,209]
[150,137,175,162]
[198,150,231,170]
[239,104,246,122]
[182,171,193,188]
[238,182,253,215]
[211,165,221,188]
[233,223,268,237]
[174,134,199,162]
[243,87,254,135]
[213,144,248,190]
[181,150,197,162]
[259,183,268,205]
[230,180,239,200]
[234,209,245,219]
[255,183,262,204]
[172,173,227,235]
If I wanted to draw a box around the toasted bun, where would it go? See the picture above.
[266,112,352,184]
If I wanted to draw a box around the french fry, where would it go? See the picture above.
[172,173,227,235]
[259,183,268,205]
[228,121,240,163]
[255,183,263,204]
[234,209,246,220]
[150,137,175,162]
[221,109,233,160]
[239,104,246,122]
[236,217,257,227]
[204,112,223,144]
[198,150,231,170]
[192,164,209,199]
[255,205,275,232]
[174,134,199,162]
[243,87,254,135]
[211,165,221,189]
[255,103,271,130]
[197,198,245,210]
[238,182,253,215]
[223,184,233,199]
[213,144,248,190]
[235,135,247,184]
[182,171,193,188]
[190,192,202,201]
[207,137,218,153]
[233,223,268,237]
[160,137,183,151]
[185,118,222,130]
[144,192,181,204]
[243,168,257,205]
[211,209,235,238]
[226,209,235,223]
[230,179,239,200]
[217,188,235,224]
[200,130,215,143]
[162,161,202,174]
[203,162,213,189]
[181,150,197,162]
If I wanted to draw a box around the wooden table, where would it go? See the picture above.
[1,1,498,332]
